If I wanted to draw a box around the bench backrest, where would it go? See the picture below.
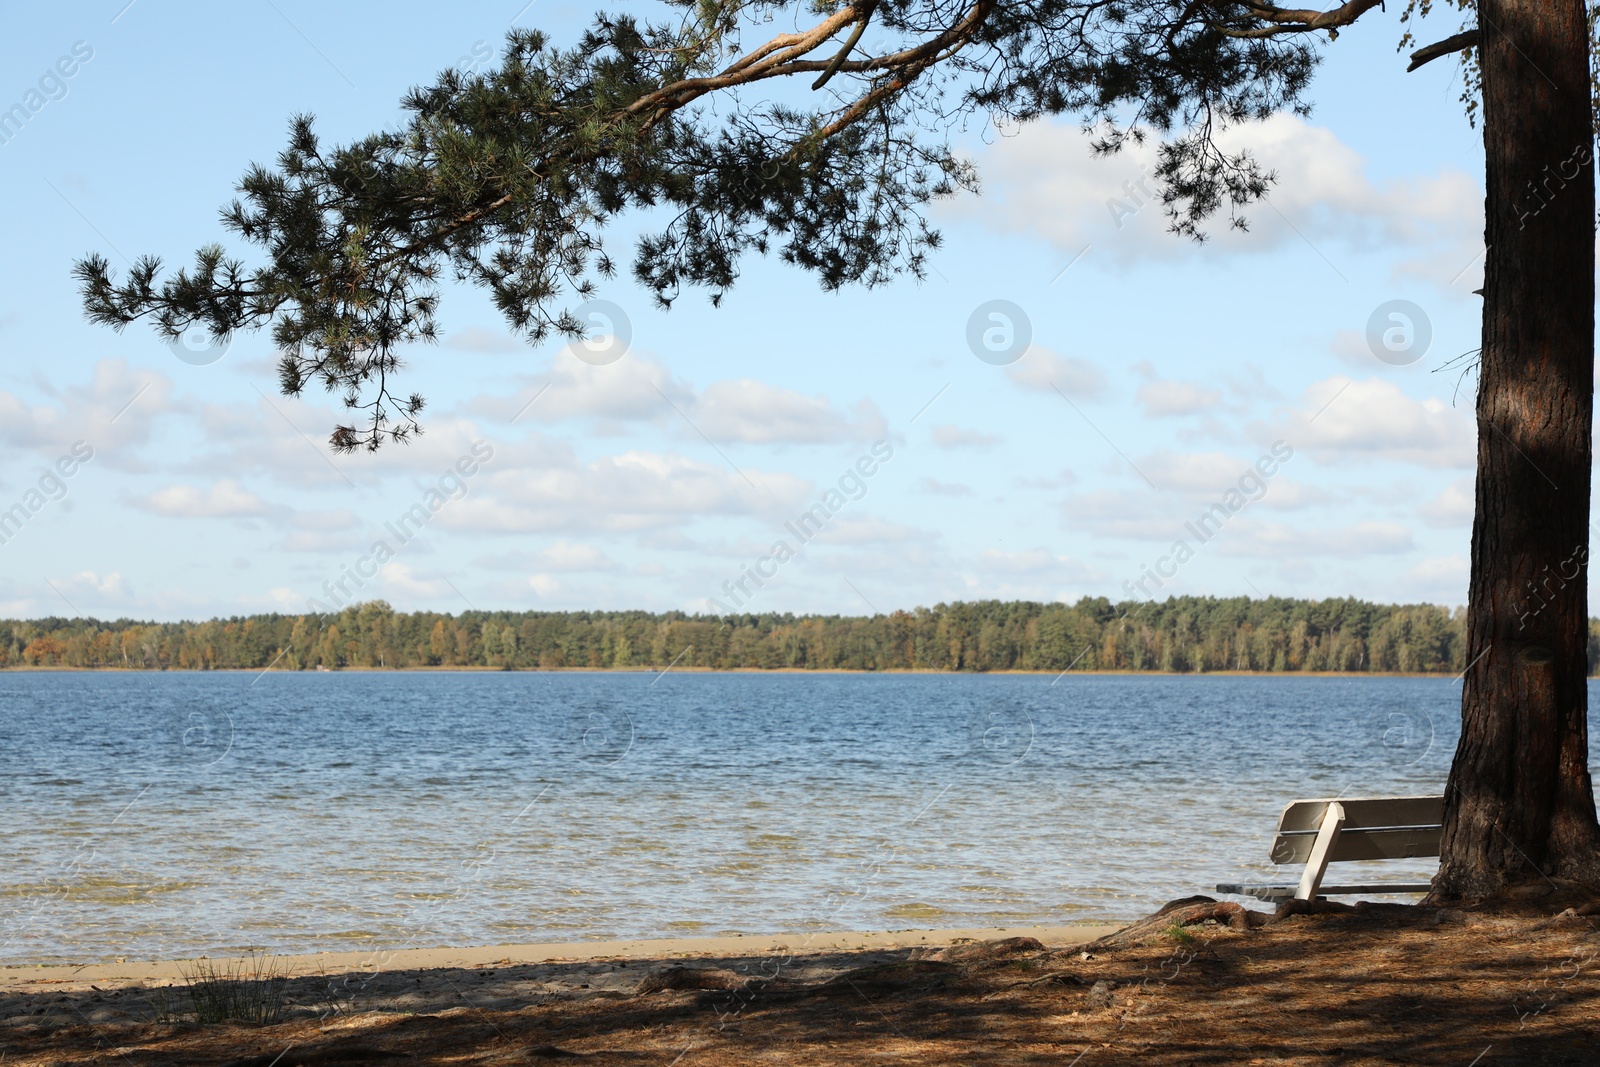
[1268,795,1443,866]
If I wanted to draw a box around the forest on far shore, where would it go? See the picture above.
[7,596,1599,675]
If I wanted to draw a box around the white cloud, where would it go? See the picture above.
[953,113,1484,287]
[949,548,1104,602]
[292,509,361,532]
[445,327,522,354]
[692,380,886,444]
[1420,477,1474,527]
[279,529,369,553]
[975,548,1098,581]
[270,507,366,553]
[1103,449,1311,509]
[1277,377,1475,468]
[931,424,1002,448]
[182,403,503,492]
[1405,555,1469,598]
[1136,450,1267,495]
[1330,329,1377,369]
[1005,347,1107,398]
[136,480,274,519]
[449,445,812,534]
[477,355,884,444]
[1215,520,1416,559]
[1062,489,1183,540]
[1015,469,1079,490]
[188,395,370,489]
[0,360,178,468]
[1330,326,1461,376]
[517,353,689,423]
[1064,474,1325,541]
[261,587,306,611]
[54,570,133,602]
[534,541,619,572]
[1136,380,1224,418]
[1253,479,1326,511]
[375,562,457,601]
[797,513,927,547]
[918,477,975,497]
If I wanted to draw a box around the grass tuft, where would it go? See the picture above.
[175,951,290,1025]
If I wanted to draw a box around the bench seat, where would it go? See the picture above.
[1216,795,1443,902]
[1214,881,1433,902]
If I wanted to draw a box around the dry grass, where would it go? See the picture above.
[5,904,1599,1066]
[179,952,290,1025]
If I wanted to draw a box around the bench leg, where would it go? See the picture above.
[1294,801,1345,901]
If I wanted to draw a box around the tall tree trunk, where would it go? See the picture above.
[1433,0,1600,901]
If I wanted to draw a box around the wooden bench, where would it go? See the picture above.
[1215,795,1443,902]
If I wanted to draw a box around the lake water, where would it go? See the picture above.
[2,671,1587,965]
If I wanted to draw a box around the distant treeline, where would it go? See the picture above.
[7,596,1597,675]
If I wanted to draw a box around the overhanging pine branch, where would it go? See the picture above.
[1407,29,1481,73]
[628,1,993,120]
[1214,0,1386,38]
[813,0,878,90]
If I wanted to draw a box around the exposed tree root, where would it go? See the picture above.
[1426,875,1600,917]
[1083,878,1600,957]
[1080,895,1270,950]
[1271,897,1358,922]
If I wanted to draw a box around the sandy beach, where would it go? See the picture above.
[0,925,1119,1002]
[3,905,1597,1065]
[1,925,1122,1039]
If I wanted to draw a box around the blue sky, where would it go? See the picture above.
[0,2,1512,622]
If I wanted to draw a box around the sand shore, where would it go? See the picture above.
[0,924,1120,997]
[6,909,1595,1065]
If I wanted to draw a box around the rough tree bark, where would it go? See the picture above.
[1433,0,1600,901]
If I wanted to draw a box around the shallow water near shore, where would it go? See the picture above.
[3,671,1589,965]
